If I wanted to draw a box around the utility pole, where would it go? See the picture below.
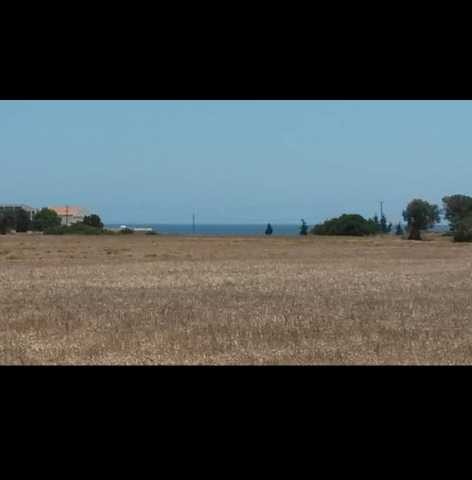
[65,204,70,226]
[192,211,196,234]
[380,201,384,219]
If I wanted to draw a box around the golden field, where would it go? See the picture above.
[1,232,472,365]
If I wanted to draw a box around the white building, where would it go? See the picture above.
[48,206,90,226]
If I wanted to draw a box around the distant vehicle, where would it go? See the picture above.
[119,225,153,232]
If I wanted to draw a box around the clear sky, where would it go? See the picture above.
[1,100,471,224]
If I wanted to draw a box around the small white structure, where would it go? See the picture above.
[119,225,153,232]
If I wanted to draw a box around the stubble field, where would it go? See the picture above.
[1,233,472,364]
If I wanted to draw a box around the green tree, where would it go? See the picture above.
[15,208,32,232]
[442,195,472,233]
[32,208,61,231]
[402,199,440,240]
[379,214,393,234]
[265,223,273,235]
[380,214,388,233]
[311,214,378,236]
[300,219,308,236]
[395,223,404,236]
[83,214,104,229]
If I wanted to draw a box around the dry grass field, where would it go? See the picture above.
[1,232,472,365]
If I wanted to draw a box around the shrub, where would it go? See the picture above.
[83,214,104,229]
[44,223,104,235]
[32,208,61,231]
[265,223,273,235]
[311,214,377,236]
[43,226,66,235]
[453,215,472,242]
[119,228,134,234]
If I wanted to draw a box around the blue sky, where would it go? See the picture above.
[1,100,471,224]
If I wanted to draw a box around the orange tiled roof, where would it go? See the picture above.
[49,206,88,217]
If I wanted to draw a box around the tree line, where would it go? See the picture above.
[0,207,105,235]
[264,194,472,242]
[4,195,472,241]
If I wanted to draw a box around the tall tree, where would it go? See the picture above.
[402,199,440,240]
[395,223,404,236]
[300,219,308,236]
[380,214,388,233]
[372,214,380,232]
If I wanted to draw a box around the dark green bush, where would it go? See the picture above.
[83,214,104,229]
[453,230,472,242]
[0,207,29,233]
[44,223,104,235]
[15,209,32,232]
[453,215,472,242]
[119,228,134,234]
[44,226,66,235]
[32,208,61,231]
[311,214,377,236]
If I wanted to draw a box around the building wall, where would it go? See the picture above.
[59,215,85,226]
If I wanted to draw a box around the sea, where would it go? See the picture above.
[105,223,451,236]
[106,224,301,236]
